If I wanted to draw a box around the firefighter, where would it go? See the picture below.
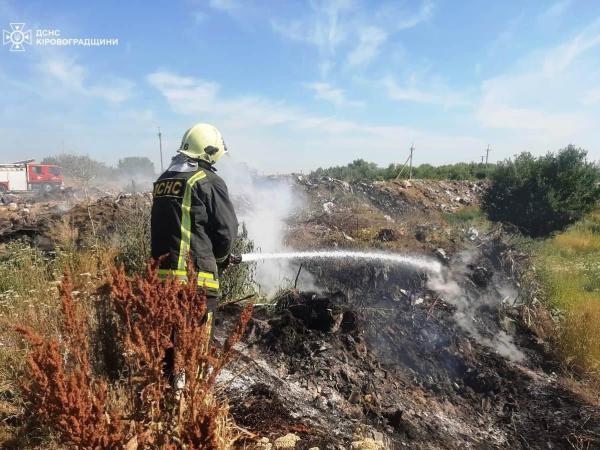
[150,123,238,359]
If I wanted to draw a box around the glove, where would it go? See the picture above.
[217,254,241,276]
[229,254,242,265]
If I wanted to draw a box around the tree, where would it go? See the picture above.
[42,153,112,194]
[117,156,156,178]
[482,146,600,237]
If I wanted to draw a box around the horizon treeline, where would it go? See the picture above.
[309,159,495,182]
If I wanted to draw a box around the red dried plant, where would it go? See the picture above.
[110,260,253,449]
[16,272,123,449]
[17,261,253,449]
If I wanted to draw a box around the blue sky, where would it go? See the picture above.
[0,0,599,173]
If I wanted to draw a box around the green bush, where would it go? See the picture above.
[219,224,257,301]
[483,146,600,237]
[442,206,485,225]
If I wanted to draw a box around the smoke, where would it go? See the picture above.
[427,251,525,363]
[218,160,315,294]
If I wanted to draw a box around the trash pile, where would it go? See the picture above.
[288,177,486,258]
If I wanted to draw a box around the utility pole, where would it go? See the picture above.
[158,126,164,172]
[395,144,416,180]
[409,145,414,180]
[485,145,490,167]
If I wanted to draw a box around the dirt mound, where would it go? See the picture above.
[0,193,151,250]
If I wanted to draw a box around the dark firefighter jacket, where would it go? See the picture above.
[150,157,238,293]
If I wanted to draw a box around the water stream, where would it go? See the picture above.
[241,250,442,274]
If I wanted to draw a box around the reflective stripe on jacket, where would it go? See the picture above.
[150,159,238,292]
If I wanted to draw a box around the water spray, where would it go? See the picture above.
[236,250,442,274]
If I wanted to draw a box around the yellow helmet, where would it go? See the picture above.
[177,123,227,164]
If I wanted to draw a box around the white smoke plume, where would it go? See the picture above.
[427,251,525,363]
[218,159,315,294]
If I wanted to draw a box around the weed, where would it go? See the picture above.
[14,262,252,449]
[16,273,123,449]
[220,223,257,301]
[113,197,152,274]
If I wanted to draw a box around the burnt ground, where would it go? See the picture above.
[215,177,599,449]
[217,253,599,449]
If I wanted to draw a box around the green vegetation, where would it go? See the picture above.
[483,146,600,237]
[310,159,494,182]
[442,205,486,226]
[220,224,257,300]
[536,209,600,374]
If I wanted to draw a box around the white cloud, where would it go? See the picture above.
[488,13,524,56]
[583,88,600,105]
[541,0,572,19]
[375,0,434,30]
[542,19,600,73]
[476,25,600,142]
[208,0,241,12]
[271,0,353,55]
[383,75,468,108]
[147,70,486,171]
[148,70,301,127]
[347,26,387,66]
[272,0,432,71]
[477,102,586,137]
[305,82,363,107]
[39,56,134,103]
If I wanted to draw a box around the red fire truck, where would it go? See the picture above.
[0,160,64,193]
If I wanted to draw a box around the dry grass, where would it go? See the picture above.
[441,205,485,225]
[0,240,117,449]
[559,301,600,374]
[554,231,600,254]
[536,207,600,376]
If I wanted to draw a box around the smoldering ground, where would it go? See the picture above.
[220,161,525,365]
[427,250,525,363]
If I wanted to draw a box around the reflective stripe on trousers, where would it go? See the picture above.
[157,269,219,290]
